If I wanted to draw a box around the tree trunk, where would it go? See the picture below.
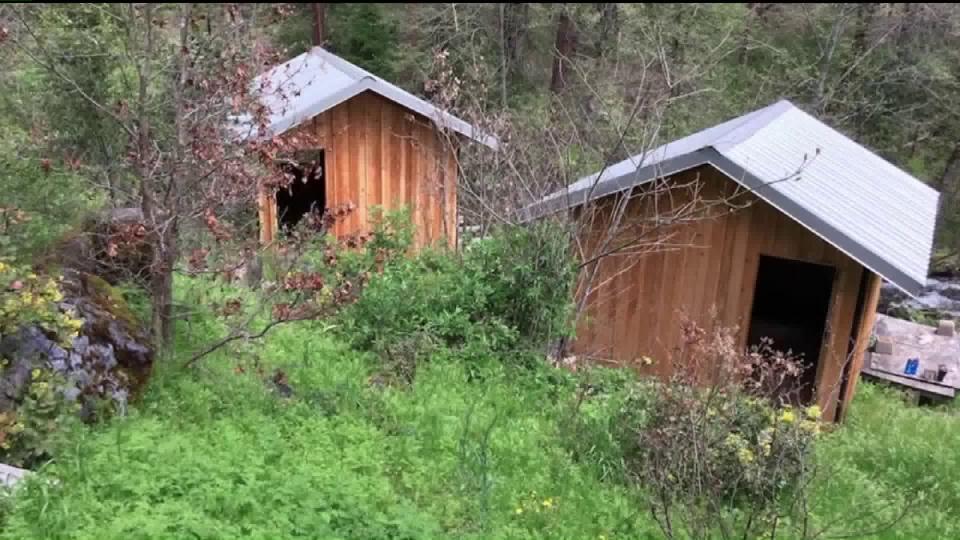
[936,140,960,244]
[151,234,177,349]
[853,3,875,57]
[937,141,960,193]
[499,4,508,109]
[312,3,327,46]
[550,5,578,93]
[740,3,757,65]
[594,3,619,59]
[501,3,529,90]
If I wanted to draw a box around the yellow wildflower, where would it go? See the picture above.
[31,369,41,380]
[737,447,755,464]
[805,405,822,420]
[800,420,821,436]
[515,507,524,515]
[542,498,554,509]
[780,409,795,424]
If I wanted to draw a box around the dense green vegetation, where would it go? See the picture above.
[0,250,956,539]
[1,4,959,539]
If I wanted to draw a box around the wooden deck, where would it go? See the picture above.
[862,314,958,399]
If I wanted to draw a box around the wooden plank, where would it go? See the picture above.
[350,96,367,235]
[257,184,274,245]
[408,118,420,245]
[721,203,752,330]
[431,134,445,246]
[367,94,383,229]
[420,126,434,245]
[444,144,458,247]
[862,365,956,399]
[839,272,883,419]
[699,206,728,332]
[332,101,351,238]
[638,241,663,368]
[816,262,862,420]
[316,111,334,218]
[380,96,392,212]
[612,253,635,361]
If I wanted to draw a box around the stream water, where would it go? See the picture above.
[881,276,960,318]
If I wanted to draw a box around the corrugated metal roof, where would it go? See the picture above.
[232,47,498,149]
[524,100,940,296]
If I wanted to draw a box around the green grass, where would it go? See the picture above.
[810,384,960,539]
[0,280,956,539]
[0,305,650,539]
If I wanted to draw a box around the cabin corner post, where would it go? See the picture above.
[258,182,277,246]
[836,271,883,422]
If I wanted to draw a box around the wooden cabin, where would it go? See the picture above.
[525,100,940,421]
[243,47,497,248]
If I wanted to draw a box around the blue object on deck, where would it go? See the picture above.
[904,358,920,376]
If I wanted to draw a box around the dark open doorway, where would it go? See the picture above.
[747,255,835,404]
[276,150,326,232]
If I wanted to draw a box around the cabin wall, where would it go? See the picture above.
[574,165,879,420]
[259,91,459,248]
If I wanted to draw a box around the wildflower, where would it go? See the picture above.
[542,498,554,509]
[515,507,524,515]
[758,427,774,456]
[805,405,822,420]
[31,369,41,380]
[800,420,821,436]
[780,409,795,424]
[737,447,755,464]
[725,433,746,448]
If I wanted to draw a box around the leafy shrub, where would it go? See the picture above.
[0,125,98,263]
[461,222,577,348]
[0,276,955,539]
[0,285,657,540]
[0,367,80,467]
[614,323,824,539]
[562,365,650,482]
[0,262,83,342]
[342,222,576,374]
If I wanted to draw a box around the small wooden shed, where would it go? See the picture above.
[243,47,497,248]
[526,100,940,421]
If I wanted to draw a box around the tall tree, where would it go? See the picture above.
[312,3,327,46]
[594,3,619,59]
[7,4,290,350]
[550,5,578,93]
[499,2,529,104]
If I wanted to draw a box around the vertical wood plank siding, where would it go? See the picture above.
[574,165,880,420]
[259,91,458,249]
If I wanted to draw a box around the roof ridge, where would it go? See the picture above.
[307,47,372,81]
[773,103,941,199]
[712,99,795,152]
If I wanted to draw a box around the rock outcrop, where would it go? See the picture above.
[0,270,153,423]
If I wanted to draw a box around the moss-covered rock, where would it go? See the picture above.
[0,269,153,466]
